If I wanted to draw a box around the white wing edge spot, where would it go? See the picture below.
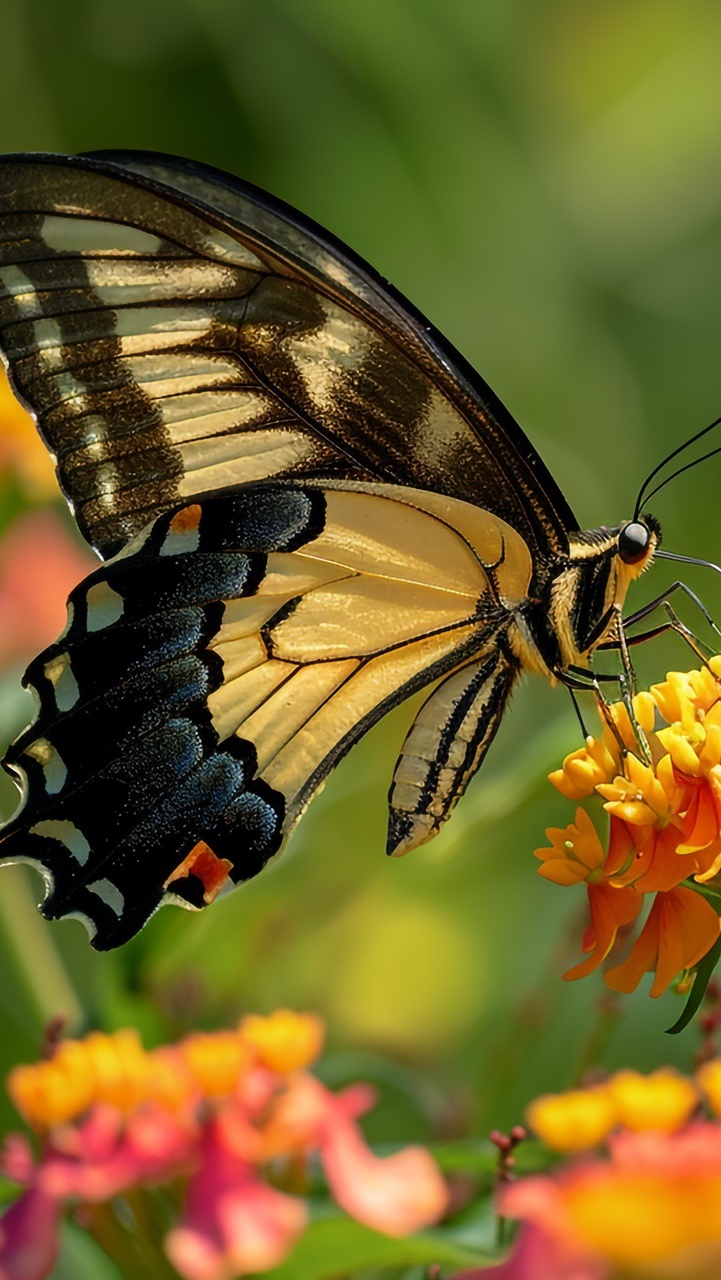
[29,818,91,866]
[87,878,125,916]
[85,581,124,631]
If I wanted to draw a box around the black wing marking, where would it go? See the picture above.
[0,151,577,561]
[0,481,522,947]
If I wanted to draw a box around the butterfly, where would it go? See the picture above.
[0,151,666,949]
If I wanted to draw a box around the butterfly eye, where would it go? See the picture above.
[618,521,651,565]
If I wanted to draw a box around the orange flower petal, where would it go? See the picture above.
[678,783,719,854]
[535,810,607,886]
[563,883,642,982]
[606,888,721,998]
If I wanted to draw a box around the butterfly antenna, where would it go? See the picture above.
[637,442,721,514]
[634,414,721,518]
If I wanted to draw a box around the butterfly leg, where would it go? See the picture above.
[598,583,721,689]
[600,601,717,670]
[561,659,650,762]
[559,667,626,755]
[605,606,653,760]
[567,686,589,738]
[615,606,718,675]
[622,581,721,640]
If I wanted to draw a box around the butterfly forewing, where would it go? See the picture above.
[0,152,576,561]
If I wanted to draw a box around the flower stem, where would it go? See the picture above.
[0,865,82,1034]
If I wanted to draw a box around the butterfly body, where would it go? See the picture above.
[0,152,658,947]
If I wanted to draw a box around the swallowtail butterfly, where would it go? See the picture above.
[0,152,665,948]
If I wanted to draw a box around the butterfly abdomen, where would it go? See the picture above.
[387,641,519,857]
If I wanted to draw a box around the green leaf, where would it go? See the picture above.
[55,1221,126,1280]
[667,933,721,1034]
[265,1216,490,1280]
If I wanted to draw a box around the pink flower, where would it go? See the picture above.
[268,1074,449,1237]
[0,1105,198,1280]
[0,1186,63,1280]
[39,1104,197,1202]
[320,1104,450,1237]
[166,1115,307,1280]
[0,511,94,666]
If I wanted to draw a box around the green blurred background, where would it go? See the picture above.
[1,0,721,1229]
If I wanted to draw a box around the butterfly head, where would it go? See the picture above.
[616,513,661,578]
[527,514,663,674]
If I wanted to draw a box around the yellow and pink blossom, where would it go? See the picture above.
[0,1013,448,1280]
[536,660,721,997]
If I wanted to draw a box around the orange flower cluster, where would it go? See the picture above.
[458,1065,721,1280]
[8,1011,323,1130]
[1,1011,448,1280]
[536,659,721,995]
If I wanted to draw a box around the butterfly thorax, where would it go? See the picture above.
[510,520,660,681]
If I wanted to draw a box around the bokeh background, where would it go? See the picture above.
[2,2,721,1272]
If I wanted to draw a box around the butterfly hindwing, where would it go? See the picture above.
[0,481,528,947]
[0,152,576,561]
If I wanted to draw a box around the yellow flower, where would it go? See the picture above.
[696,1060,721,1118]
[650,657,721,727]
[239,1010,324,1073]
[597,753,678,828]
[526,1085,617,1153]
[549,736,620,800]
[491,1067,721,1278]
[606,1068,699,1133]
[7,1013,330,1134]
[8,1030,152,1129]
[178,1031,250,1099]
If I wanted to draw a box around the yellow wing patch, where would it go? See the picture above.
[204,484,525,836]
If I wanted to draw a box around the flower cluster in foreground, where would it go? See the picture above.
[536,658,721,995]
[460,1064,721,1279]
[0,1011,448,1280]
